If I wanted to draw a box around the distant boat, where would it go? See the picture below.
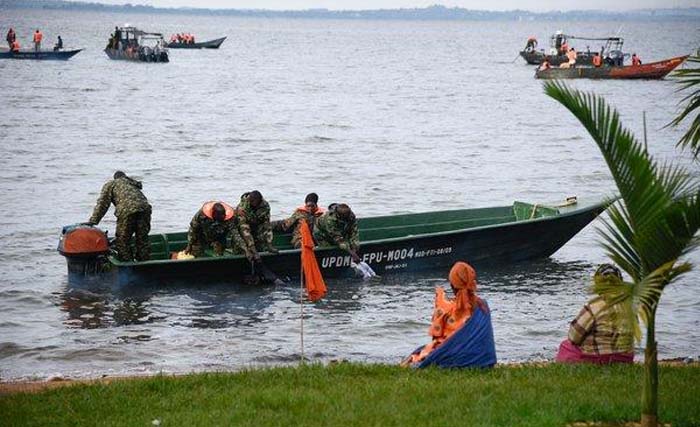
[535,55,688,80]
[520,33,625,66]
[167,36,226,49]
[104,26,169,63]
[0,48,82,60]
[58,197,608,286]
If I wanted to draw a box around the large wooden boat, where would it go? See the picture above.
[167,36,226,49]
[58,198,609,286]
[0,48,82,60]
[535,55,688,80]
[104,26,169,63]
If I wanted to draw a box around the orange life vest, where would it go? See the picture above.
[202,201,235,221]
[296,205,326,216]
[33,31,43,42]
[632,56,641,66]
[11,40,20,52]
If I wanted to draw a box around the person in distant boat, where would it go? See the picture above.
[53,35,63,51]
[6,27,16,49]
[560,40,569,56]
[538,56,551,71]
[401,261,496,368]
[114,26,122,49]
[524,36,537,52]
[631,53,642,66]
[272,193,325,248]
[232,191,278,262]
[555,263,634,365]
[592,52,602,68]
[10,39,20,53]
[185,201,239,257]
[567,47,577,68]
[170,34,178,43]
[33,29,43,51]
[314,203,361,263]
[87,171,152,262]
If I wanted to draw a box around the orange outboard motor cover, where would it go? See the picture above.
[58,224,109,257]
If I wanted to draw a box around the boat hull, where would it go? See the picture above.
[167,37,226,49]
[104,48,169,62]
[63,199,608,286]
[520,50,595,66]
[535,55,688,80]
[0,48,82,60]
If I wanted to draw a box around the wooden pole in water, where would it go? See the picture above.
[300,266,305,365]
[643,111,648,153]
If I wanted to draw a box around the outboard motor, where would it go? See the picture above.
[57,224,111,275]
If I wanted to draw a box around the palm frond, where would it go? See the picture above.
[669,56,700,159]
[544,81,700,281]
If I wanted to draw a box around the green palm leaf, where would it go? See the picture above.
[670,56,700,159]
[544,81,700,283]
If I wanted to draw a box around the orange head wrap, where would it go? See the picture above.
[448,262,484,315]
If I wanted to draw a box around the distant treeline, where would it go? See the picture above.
[2,0,700,21]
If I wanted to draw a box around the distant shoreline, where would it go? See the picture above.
[3,1,700,22]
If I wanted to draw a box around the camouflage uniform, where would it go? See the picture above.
[89,176,152,262]
[314,206,360,253]
[272,207,324,248]
[232,193,274,260]
[186,209,239,257]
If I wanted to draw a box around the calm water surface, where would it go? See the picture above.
[0,10,699,381]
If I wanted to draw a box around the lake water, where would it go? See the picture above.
[0,9,699,381]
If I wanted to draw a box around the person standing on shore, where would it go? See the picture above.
[87,171,152,262]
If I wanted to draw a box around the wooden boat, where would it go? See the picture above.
[535,55,688,80]
[521,50,594,66]
[0,48,82,60]
[58,197,609,286]
[167,36,226,49]
[104,26,169,63]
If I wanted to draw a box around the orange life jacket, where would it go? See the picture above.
[592,55,602,67]
[202,201,235,221]
[34,31,43,42]
[296,205,326,216]
[11,40,20,51]
[632,56,641,66]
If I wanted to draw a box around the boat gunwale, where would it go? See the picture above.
[110,199,610,267]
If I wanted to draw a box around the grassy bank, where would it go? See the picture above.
[2,363,699,427]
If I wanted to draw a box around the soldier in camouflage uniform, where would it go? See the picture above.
[88,171,152,262]
[186,201,239,257]
[314,203,361,262]
[272,193,324,248]
[232,190,278,261]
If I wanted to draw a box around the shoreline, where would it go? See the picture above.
[2,358,697,396]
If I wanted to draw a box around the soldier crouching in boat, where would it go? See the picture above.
[88,171,152,262]
[272,192,325,248]
[185,201,239,257]
[314,203,361,263]
[232,191,278,260]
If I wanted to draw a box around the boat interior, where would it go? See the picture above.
[140,202,560,261]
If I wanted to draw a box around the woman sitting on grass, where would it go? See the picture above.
[556,263,635,364]
[401,261,496,369]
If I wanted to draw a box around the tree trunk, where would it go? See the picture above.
[641,308,658,427]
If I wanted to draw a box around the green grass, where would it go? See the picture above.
[2,363,700,427]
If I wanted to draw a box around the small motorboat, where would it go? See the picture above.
[0,48,82,60]
[535,55,688,80]
[104,26,169,63]
[58,197,609,286]
[167,36,226,49]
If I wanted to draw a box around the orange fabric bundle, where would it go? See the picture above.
[300,219,327,302]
